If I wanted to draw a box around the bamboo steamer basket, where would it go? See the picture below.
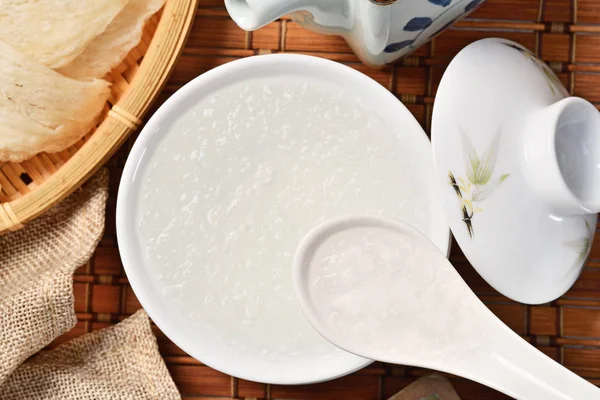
[0,0,199,233]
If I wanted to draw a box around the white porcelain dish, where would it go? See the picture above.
[432,38,600,304]
[117,54,450,384]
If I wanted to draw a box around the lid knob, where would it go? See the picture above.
[523,97,600,216]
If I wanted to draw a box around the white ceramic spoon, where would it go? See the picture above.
[292,216,600,400]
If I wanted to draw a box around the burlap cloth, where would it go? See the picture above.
[0,169,180,399]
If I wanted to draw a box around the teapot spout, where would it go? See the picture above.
[225,0,305,30]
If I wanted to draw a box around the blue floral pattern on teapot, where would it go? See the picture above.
[225,0,486,67]
[384,0,486,54]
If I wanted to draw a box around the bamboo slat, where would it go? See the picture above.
[56,0,600,399]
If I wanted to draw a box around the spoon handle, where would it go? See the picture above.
[467,321,600,399]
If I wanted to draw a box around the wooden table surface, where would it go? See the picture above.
[57,0,600,398]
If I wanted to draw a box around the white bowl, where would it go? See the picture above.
[116,54,450,384]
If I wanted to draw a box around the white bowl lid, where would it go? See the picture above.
[432,38,598,304]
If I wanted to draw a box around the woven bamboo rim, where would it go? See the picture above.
[0,0,199,234]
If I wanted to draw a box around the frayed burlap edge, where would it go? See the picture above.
[0,169,109,384]
[0,310,181,400]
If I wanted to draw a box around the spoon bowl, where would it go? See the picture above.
[293,216,600,399]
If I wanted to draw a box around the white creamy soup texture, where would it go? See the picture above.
[136,75,429,362]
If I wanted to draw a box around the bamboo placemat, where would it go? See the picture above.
[56,0,600,398]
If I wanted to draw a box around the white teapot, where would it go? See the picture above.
[225,0,486,67]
